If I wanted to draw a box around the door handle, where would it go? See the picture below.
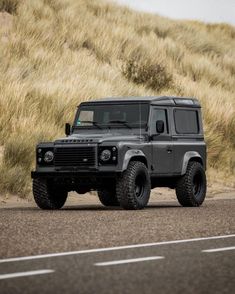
[166,146,172,153]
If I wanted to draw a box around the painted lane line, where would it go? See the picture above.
[0,234,234,263]
[95,256,164,266]
[0,270,54,280]
[202,246,235,253]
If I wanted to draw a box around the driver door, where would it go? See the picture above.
[150,108,173,175]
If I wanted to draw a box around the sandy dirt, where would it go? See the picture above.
[1,186,235,208]
[0,145,4,163]
[0,11,13,43]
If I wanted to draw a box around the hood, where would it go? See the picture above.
[55,132,146,144]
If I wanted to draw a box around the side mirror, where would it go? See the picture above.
[65,123,71,136]
[156,120,164,133]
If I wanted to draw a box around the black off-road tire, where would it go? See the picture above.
[33,178,68,210]
[116,161,151,210]
[176,162,207,207]
[97,189,119,207]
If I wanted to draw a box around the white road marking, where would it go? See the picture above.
[0,270,54,280]
[202,246,235,253]
[94,256,164,266]
[0,234,234,263]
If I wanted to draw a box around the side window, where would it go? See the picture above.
[174,109,199,134]
[152,109,168,134]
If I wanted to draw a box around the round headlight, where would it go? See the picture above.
[100,149,111,162]
[44,151,54,163]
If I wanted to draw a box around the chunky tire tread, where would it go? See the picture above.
[176,161,206,207]
[97,189,119,207]
[116,161,151,210]
[33,178,67,210]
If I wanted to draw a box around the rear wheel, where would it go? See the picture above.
[116,161,151,210]
[176,162,206,207]
[33,178,68,209]
[97,188,119,207]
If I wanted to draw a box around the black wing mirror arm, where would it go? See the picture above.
[65,123,71,136]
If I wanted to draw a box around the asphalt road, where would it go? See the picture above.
[0,196,235,294]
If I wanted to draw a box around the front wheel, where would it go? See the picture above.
[33,179,68,209]
[116,161,151,210]
[176,162,207,207]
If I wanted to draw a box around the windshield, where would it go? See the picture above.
[74,103,149,129]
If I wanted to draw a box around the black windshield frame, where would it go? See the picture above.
[73,102,150,130]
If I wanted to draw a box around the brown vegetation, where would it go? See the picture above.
[0,0,234,196]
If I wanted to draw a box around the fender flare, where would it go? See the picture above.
[181,151,203,175]
[122,149,147,171]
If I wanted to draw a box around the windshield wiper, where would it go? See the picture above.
[108,120,132,129]
[77,120,102,129]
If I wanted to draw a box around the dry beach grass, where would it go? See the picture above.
[0,0,234,197]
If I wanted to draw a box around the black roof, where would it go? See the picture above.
[80,96,201,107]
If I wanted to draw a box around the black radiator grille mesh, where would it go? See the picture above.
[54,147,95,166]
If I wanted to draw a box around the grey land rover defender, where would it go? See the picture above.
[31,96,207,210]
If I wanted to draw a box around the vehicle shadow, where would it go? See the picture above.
[1,203,180,211]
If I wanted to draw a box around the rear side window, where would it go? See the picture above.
[174,109,199,134]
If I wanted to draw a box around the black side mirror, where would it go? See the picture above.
[65,123,71,136]
[156,120,164,133]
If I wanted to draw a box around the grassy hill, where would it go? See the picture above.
[0,0,234,196]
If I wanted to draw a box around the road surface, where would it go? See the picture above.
[0,193,234,294]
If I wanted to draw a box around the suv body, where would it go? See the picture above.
[31,96,207,209]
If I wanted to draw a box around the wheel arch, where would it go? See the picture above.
[122,150,148,171]
[181,151,204,175]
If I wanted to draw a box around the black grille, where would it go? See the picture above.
[54,147,95,167]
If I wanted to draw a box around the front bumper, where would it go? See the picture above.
[31,170,120,189]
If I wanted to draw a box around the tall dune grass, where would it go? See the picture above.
[0,0,234,196]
